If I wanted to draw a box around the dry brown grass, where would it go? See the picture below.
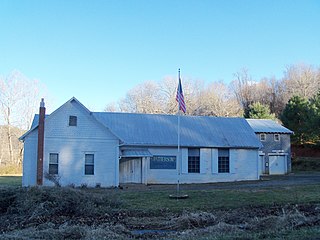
[0,186,319,239]
[0,164,22,175]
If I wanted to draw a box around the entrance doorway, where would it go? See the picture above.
[268,154,287,175]
[119,158,142,183]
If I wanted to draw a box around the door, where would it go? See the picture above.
[259,154,266,175]
[119,158,142,183]
[269,155,286,175]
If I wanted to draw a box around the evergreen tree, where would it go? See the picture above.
[280,96,312,144]
[244,102,275,119]
[309,92,320,144]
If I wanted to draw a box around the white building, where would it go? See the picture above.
[20,97,263,187]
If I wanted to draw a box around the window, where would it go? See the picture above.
[69,116,77,126]
[260,133,266,141]
[85,154,94,175]
[49,153,59,175]
[218,149,229,173]
[274,134,280,141]
[188,148,200,173]
[150,156,176,169]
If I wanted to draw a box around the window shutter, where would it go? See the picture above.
[181,148,188,174]
[200,148,210,174]
[211,149,218,174]
[229,149,236,174]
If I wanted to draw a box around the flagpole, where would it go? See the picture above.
[177,69,181,198]
[174,68,186,199]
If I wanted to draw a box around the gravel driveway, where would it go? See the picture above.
[120,172,320,191]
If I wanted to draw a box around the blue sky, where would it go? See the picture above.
[1,0,319,112]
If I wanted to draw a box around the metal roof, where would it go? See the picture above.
[92,112,262,148]
[22,96,261,149]
[121,149,153,157]
[246,119,293,134]
[30,114,41,129]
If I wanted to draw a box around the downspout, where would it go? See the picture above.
[36,98,45,185]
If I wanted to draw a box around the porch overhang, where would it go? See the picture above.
[121,149,153,158]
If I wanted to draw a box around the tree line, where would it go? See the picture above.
[105,63,320,146]
[0,63,319,170]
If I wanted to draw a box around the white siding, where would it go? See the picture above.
[22,99,120,187]
[200,148,210,174]
[22,132,38,186]
[229,149,259,180]
[211,149,218,174]
[181,148,188,174]
[23,98,262,187]
[229,149,237,174]
[43,138,118,187]
[145,147,259,184]
[147,147,180,184]
[45,100,117,140]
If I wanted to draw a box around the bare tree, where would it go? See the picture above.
[283,63,320,99]
[158,76,179,114]
[194,81,242,117]
[105,64,320,120]
[231,69,292,118]
[264,77,287,117]
[230,68,256,113]
[105,76,242,117]
[104,102,119,112]
[0,71,46,166]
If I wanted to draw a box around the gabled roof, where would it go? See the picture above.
[246,119,293,134]
[19,97,119,141]
[21,97,262,148]
[93,112,262,148]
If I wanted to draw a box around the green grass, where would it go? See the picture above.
[0,175,319,212]
[0,176,21,187]
[112,185,320,213]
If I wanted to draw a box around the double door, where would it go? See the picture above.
[119,158,142,183]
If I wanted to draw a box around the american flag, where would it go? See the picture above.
[176,76,186,113]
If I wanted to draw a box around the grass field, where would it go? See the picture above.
[114,184,320,212]
[1,175,319,212]
[0,175,21,187]
[0,175,319,239]
[0,154,319,239]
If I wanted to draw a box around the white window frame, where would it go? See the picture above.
[260,133,266,141]
[274,134,280,142]
[85,154,94,175]
[49,153,59,175]
[218,149,230,173]
[188,148,200,173]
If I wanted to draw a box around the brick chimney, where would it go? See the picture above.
[36,98,45,185]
